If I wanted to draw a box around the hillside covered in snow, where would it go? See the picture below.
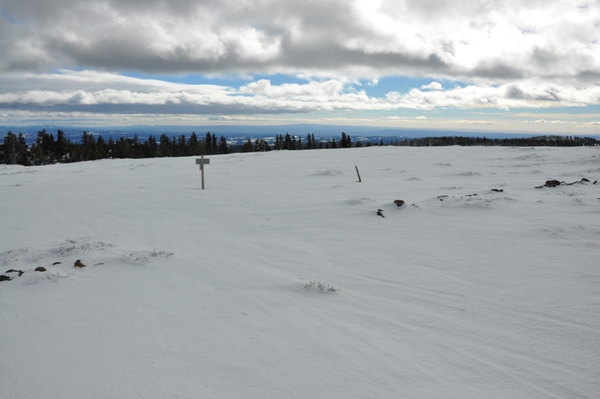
[1,146,599,398]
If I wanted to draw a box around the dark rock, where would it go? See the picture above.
[0,275,12,282]
[35,267,47,272]
[74,260,86,268]
[491,189,504,192]
[5,269,24,276]
[544,180,562,187]
[393,200,405,207]
[52,262,62,265]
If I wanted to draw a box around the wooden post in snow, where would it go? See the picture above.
[355,165,362,182]
[196,155,210,189]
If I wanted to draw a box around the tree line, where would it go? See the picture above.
[1,129,598,166]
[0,130,362,165]
[389,135,599,147]
[0,130,234,166]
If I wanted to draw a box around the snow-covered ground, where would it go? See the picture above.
[1,146,599,399]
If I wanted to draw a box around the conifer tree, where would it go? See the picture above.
[242,139,254,152]
[159,134,172,157]
[205,132,213,154]
[2,131,18,164]
[218,136,230,154]
[146,135,158,157]
[189,132,201,155]
[96,135,108,159]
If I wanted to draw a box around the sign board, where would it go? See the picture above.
[195,156,210,190]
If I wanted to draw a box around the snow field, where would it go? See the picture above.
[1,145,599,398]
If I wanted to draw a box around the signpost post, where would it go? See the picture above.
[196,155,210,190]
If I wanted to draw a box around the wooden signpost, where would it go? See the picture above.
[196,155,210,189]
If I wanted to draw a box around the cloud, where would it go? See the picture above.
[1,71,600,119]
[386,116,428,121]
[0,0,598,85]
[531,119,577,124]
[420,82,443,91]
[450,120,499,125]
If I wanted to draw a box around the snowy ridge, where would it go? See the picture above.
[1,146,599,398]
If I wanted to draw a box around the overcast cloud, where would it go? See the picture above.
[0,0,599,130]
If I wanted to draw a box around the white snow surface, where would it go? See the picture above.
[1,146,599,399]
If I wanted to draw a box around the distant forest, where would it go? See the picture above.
[1,129,598,166]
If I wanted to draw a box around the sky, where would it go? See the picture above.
[0,0,599,134]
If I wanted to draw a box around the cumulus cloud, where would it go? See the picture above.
[420,82,443,91]
[1,70,600,118]
[0,0,598,85]
[450,120,499,125]
[386,116,428,121]
[531,119,577,124]
[1,0,600,129]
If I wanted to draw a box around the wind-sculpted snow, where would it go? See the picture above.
[1,146,599,399]
[0,238,174,285]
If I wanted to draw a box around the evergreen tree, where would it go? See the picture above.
[189,132,202,155]
[55,130,70,162]
[218,136,230,154]
[159,134,172,157]
[285,133,297,150]
[341,132,351,148]
[96,134,108,159]
[80,131,98,160]
[2,131,18,164]
[28,130,56,164]
[242,139,254,152]
[146,135,158,157]
[205,132,213,154]
[30,142,45,165]
[16,133,28,165]
[106,137,115,159]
